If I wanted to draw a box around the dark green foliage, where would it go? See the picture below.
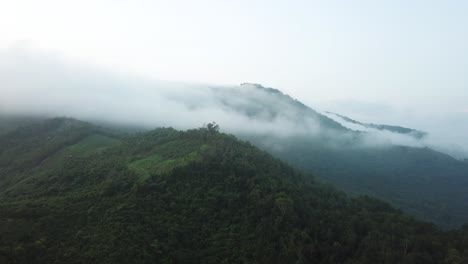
[243,132,468,229]
[220,84,468,229]
[0,119,467,263]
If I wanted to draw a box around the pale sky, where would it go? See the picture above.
[1,0,467,132]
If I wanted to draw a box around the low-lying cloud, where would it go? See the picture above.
[322,108,468,159]
[0,49,322,138]
[1,49,467,159]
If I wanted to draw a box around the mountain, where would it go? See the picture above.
[213,83,348,132]
[208,84,468,229]
[1,83,467,229]
[324,111,427,139]
[1,118,467,263]
[0,115,44,136]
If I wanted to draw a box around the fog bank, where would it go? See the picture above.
[1,50,467,158]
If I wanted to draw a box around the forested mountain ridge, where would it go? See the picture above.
[1,83,468,229]
[0,118,121,194]
[0,118,467,263]
[214,83,349,132]
[223,84,468,228]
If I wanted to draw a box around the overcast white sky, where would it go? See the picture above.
[1,0,467,135]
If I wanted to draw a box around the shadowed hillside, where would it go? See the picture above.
[230,85,468,229]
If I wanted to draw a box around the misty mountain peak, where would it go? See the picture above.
[240,82,284,95]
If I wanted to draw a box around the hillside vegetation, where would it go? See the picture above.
[230,85,468,228]
[0,118,467,263]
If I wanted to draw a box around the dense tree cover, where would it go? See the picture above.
[0,118,467,263]
[4,85,468,230]
[212,84,468,229]
[244,134,468,229]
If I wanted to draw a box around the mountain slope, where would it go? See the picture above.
[250,136,468,227]
[221,84,468,228]
[1,118,467,263]
[213,83,349,133]
[0,118,120,192]
[324,111,427,139]
[2,84,467,229]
